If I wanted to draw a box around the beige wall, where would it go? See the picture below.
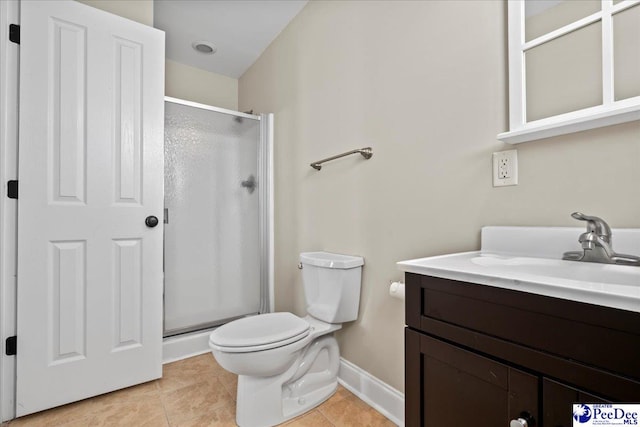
[239,0,640,393]
[165,60,238,110]
[77,0,238,111]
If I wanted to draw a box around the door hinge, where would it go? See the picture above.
[5,336,16,356]
[7,180,18,199]
[9,24,20,44]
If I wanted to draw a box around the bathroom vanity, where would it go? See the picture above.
[399,226,640,427]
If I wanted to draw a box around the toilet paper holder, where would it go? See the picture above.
[389,281,405,300]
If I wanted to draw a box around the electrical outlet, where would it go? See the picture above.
[493,150,518,187]
[498,157,509,179]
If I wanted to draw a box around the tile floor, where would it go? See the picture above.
[5,353,396,427]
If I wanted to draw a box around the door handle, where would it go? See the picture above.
[145,216,159,228]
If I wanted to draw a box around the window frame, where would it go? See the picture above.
[498,0,640,144]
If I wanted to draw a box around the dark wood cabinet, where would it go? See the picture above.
[407,328,538,426]
[542,378,608,427]
[405,273,640,427]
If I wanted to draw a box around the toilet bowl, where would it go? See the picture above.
[209,252,364,427]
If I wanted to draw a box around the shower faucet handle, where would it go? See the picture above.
[241,175,257,194]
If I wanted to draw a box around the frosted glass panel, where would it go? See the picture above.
[164,102,260,335]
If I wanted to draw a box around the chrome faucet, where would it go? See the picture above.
[562,212,640,266]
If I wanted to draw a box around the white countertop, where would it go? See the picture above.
[397,226,640,313]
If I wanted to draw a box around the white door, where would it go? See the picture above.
[16,0,164,416]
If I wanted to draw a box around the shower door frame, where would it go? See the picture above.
[163,97,274,336]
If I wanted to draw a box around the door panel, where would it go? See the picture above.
[51,18,87,204]
[49,240,86,363]
[17,0,164,416]
[113,239,142,349]
[114,37,143,205]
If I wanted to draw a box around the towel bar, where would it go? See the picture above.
[310,147,373,171]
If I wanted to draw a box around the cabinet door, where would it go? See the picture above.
[406,329,538,427]
[543,378,609,427]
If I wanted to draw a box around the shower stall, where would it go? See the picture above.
[163,97,273,337]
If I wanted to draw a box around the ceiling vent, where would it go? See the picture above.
[192,41,217,55]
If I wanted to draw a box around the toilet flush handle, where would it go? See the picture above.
[298,262,303,269]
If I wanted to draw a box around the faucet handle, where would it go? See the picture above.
[571,212,612,243]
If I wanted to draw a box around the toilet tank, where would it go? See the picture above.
[300,252,364,323]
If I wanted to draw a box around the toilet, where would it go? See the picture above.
[209,251,364,427]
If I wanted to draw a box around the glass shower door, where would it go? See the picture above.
[164,100,262,336]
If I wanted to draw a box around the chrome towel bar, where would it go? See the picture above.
[310,147,373,171]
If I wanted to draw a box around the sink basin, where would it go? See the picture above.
[397,226,640,313]
[470,254,638,287]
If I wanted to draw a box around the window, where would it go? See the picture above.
[498,0,640,144]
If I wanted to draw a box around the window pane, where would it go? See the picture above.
[525,0,601,42]
[613,4,640,101]
[526,21,602,122]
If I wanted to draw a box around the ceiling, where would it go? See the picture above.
[154,0,308,79]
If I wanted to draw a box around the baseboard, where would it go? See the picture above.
[162,329,212,364]
[338,358,405,427]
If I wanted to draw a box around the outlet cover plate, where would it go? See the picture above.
[493,150,518,187]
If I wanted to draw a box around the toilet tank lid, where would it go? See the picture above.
[300,252,364,269]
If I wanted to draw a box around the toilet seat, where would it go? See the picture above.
[209,312,310,353]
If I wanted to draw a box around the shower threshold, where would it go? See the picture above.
[163,312,260,338]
